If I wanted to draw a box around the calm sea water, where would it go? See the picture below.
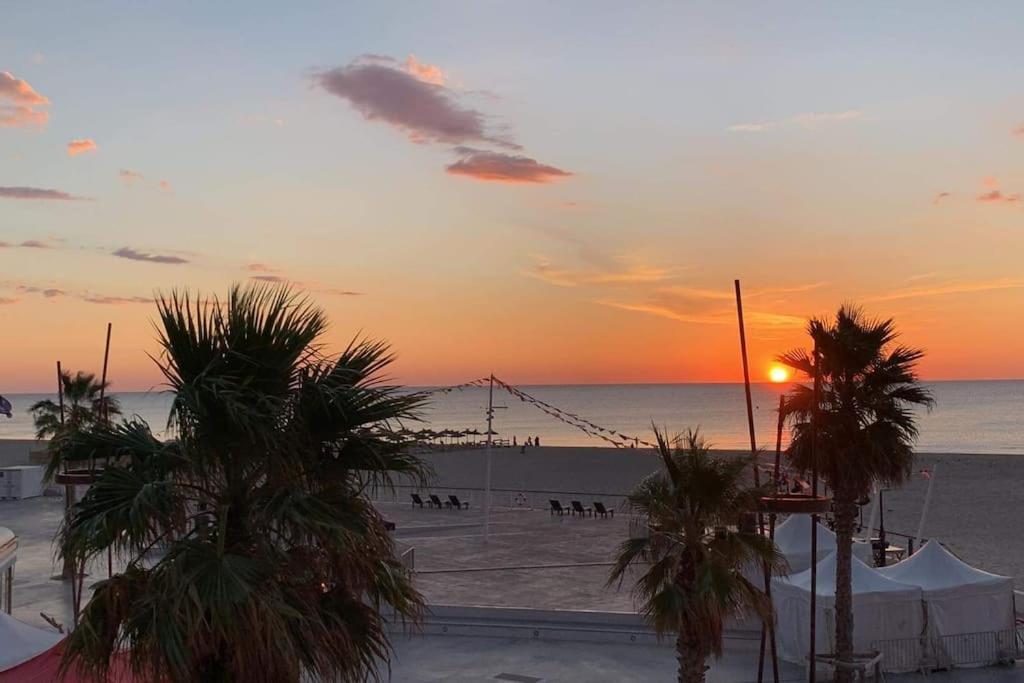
[1,381,1021,454]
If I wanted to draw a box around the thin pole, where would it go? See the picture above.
[765,395,785,683]
[56,361,66,429]
[99,323,113,579]
[914,465,936,553]
[808,344,821,683]
[483,374,494,543]
[736,281,773,683]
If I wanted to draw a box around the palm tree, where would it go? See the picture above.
[609,427,785,683]
[54,284,429,682]
[29,370,121,439]
[779,306,932,681]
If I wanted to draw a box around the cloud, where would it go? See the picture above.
[445,148,572,184]
[17,285,66,298]
[403,54,445,85]
[113,247,189,264]
[1012,124,1024,137]
[11,281,151,305]
[245,262,277,273]
[598,299,805,329]
[119,169,144,183]
[976,189,1021,204]
[0,186,86,201]
[249,274,285,283]
[67,139,98,156]
[868,278,1024,302]
[0,71,50,128]
[158,180,171,191]
[932,191,951,205]
[19,239,51,248]
[315,55,519,149]
[81,294,150,305]
[728,109,863,133]
[248,274,362,296]
[525,259,674,288]
[0,297,16,305]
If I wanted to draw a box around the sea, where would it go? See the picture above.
[1,381,1021,455]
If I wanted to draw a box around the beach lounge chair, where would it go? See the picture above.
[593,501,614,518]
[571,501,592,517]
[429,494,449,509]
[410,493,426,508]
[448,494,469,509]
[549,500,567,515]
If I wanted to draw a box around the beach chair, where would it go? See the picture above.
[429,494,449,509]
[549,500,567,515]
[571,501,592,517]
[448,494,469,509]
[593,501,614,518]
[410,493,426,508]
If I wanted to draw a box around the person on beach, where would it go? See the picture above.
[535,435,541,446]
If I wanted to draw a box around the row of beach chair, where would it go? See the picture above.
[410,493,469,510]
[549,500,615,518]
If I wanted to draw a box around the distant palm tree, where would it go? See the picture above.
[54,284,428,682]
[609,428,785,683]
[780,306,932,681]
[29,370,121,440]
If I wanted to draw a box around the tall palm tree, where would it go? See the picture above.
[54,284,428,682]
[609,427,785,683]
[29,370,121,439]
[779,306,932,681]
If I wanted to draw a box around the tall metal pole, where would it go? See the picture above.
[914,465,936,553]
[98,323,113,579]
[809,344,821,683]
[483,374,495,543]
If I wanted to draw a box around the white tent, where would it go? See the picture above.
[878,540,1016,667]
[0,612,62,672]
[773,552,925,673]
[773,514,873,574]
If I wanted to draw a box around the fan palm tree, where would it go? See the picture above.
[29,370,121,439]
[779,306,932,681]
[53,284,429,682]
[609,427,785,683]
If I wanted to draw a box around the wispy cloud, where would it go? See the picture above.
[525,258,674,287]
[248,274,362,296]
[932,191,951,205]
[0,186,87,201]
[81,294,150,305]
[119,169,144,184]
[245,262,277,273]
[598,299,805,329]
[0,297,16,305]
[728,109,863,133]
[67,138,98,156]
[113,247,189,265]
[1012,124,1024,138]
[976,189,1020,204]
[10,281,151,305]
[446,148,572,184]
[868,278,1024,302]
[403,54,445,86]
[0,238,59,249]
[0,71,50,128]
[315,54,517,149]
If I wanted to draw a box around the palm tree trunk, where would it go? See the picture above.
[676,627,708,683]
[832,491,858,683]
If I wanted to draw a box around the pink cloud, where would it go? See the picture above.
[1012,124,1024,137]
[67,138,98,156]
[0,186,86,201]
[0,72,50,128]
[976,189,1021,204]
[404,54,445,85]
[159,179,171,191]
[315,55,518,149]
[446,148,572,184]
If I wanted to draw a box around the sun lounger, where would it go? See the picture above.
[429,494,449,509]
[593,501,614,518]
[549,499,567,515]
[571,500,592,517]
[410,493,426,508]
[448,495,469,509]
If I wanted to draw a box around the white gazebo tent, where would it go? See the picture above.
[773,514,873,574]
[773,552,925,673]
[0,527,16,614]
[0,612,62,672]
[877,540,1016,666]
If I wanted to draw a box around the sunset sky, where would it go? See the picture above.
[2,3,1023,392]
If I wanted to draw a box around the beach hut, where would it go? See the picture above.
[877,540,1016,666]
[772,552,925,673]
[773,514,873,573]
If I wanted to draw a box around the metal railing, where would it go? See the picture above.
[873,626,1024,672]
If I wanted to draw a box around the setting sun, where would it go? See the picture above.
[768,365,790,383]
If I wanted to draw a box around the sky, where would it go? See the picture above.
[2,2,1023,392]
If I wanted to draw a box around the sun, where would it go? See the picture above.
[768,365,790,383]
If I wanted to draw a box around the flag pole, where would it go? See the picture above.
[484,374,494,543]
[914,464,937,552]
[808,343,821,683]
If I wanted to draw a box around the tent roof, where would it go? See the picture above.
[0,612,63,672]
[781,552,921,597]
[773,514,836,554]
[877,540,1011,590]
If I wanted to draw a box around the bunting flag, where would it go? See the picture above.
[0,394,12,418]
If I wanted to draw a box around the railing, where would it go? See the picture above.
[872,626,1024,672]
[371,484,630,513]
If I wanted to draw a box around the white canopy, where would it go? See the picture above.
[0,612,62,672]
[773,552,925,673]
[877,540,1015,666]
[773,515,873,574]
[0,526,15,574]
